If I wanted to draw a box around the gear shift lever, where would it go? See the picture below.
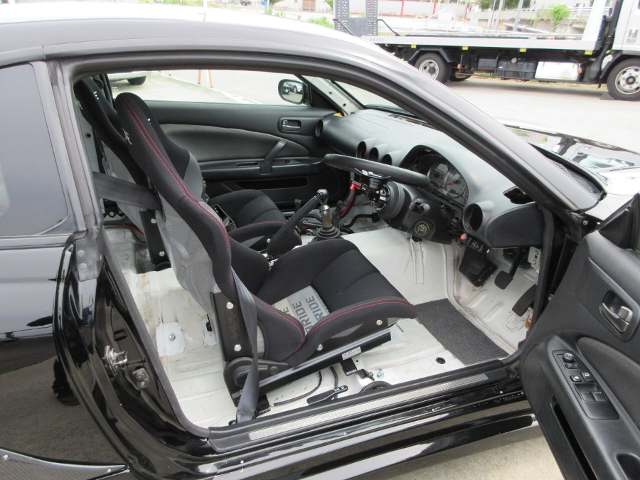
[315,189,341,241]
[266,189,324,256]
[266,189,340,257]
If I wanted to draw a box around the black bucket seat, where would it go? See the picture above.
[115,92,416,417]
[75,77,289,251]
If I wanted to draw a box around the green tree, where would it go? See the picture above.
[478,0,530,11]
[325,0,333,9]
[308,16,333,28]
[550,4,570,31]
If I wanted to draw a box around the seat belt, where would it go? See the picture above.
[231,270,260,423]
[97,166,260,419]
[93,172,162,211]
[93,172,169,266]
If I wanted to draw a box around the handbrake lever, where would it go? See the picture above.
[266,189,328,257]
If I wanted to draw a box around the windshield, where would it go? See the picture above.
[302,76,404,114]
[333,82,399,108]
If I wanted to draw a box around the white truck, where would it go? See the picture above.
[362,0,640,100]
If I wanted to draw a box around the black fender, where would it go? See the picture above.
[598,52,638,86]
[408,48,455,66]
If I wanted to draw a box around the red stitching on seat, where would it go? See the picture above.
[122,98,307,350]
[306,298,416,338]
[254,296,305,344]
[120,99,414,359]
[121,99,231,254]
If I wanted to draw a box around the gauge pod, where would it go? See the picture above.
[462,204,483,233]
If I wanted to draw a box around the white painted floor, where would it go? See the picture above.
[110,225,528,428]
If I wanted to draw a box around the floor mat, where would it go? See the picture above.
[415,299,508,365]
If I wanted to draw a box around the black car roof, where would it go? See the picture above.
[0,2,605,213]
[0,3,375,65]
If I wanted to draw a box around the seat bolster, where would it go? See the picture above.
[228,220,285,244]
[254,297,305,362]
[256,239,359,304]
[213,190,285,226]
[285,297,417,367]
[230,239,270,294]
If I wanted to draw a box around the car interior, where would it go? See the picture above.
[73,69,549,428]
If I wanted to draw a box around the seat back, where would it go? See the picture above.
[76,78,220,309]
[75,78,172,269]
[75,78,149,229]
[115,93,305,363]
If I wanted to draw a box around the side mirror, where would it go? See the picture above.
[278,79,309,105]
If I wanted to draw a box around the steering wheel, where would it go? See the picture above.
[323,154,430,189]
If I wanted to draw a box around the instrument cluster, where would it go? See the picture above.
[410,153,469,206]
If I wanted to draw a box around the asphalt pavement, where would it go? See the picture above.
[447,76,639,153]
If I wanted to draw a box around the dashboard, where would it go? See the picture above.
[316,109,545,250]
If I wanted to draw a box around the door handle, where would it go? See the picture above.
[280,119,301,132]
[260,139,287,174]
[599,302,633,334]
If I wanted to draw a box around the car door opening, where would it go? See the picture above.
[74,67,547,433]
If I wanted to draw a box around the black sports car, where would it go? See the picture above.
[1,4,639,480]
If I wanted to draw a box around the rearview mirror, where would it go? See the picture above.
[278,79,308,105]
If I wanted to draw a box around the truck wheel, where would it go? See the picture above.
[415,53,451,84]
[607,59,640,101]
[127,76,147,86]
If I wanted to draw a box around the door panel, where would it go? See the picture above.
[148,102,349,206]
[521,196,640,480]
[162,124,310,162]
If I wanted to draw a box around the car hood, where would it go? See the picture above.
[505,122,640,197]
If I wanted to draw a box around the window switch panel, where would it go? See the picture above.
[554,350,618,420]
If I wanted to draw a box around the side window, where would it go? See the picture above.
[0,64,69,236]
[107,70,306,106]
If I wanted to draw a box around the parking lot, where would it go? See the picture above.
[448,76,639,153]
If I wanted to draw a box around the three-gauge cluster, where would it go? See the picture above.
[426,160,468,205]
[406,151,469,206]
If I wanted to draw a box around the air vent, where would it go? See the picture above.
[368,148,379,162]
[462,204,483,233]
[381,154,392,165]
[315,119,324,138]
[356,141,367,159]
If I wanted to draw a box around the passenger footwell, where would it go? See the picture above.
[415,300,508,365]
